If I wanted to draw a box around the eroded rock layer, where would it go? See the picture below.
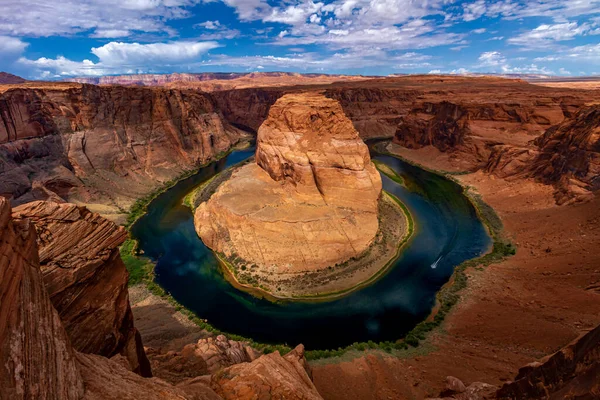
[0,197,84,400]
[12,201,151,377]
[195,93,382,272]
[0,85,245,219]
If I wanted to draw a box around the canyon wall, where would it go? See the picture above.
[0,197,84,399]
[0,84,245,218]
[0,197,324,399]
[12,201,151,376]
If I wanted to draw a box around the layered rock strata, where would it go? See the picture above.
[0,197,84,399]
[195,93,382,274]
[497,324,600,399]
[210,345,322,400]
[12,200,151,376]
[0,197,323,399]
[0,85,245,219]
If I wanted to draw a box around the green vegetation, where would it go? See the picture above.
[120,239,155,286]
[373,159,404,185]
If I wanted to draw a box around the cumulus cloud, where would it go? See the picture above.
[195,20,240,39]
[18,40,219,77]
[0,36,28,55]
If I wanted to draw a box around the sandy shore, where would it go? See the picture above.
[312,144,600,399]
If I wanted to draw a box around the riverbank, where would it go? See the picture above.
[312,143,600,399]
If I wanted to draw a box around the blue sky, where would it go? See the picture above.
[1,0,600,79]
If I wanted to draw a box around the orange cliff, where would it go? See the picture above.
[0,84,246,220]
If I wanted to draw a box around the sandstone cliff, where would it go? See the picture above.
[529,104,600,204]
[0,197,84,399]
[195,93,382,273]
[0,85,245,219]
[497,324,600,399]
[0,198,323,399]
[12,201,151,376]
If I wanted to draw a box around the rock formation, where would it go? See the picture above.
[497,324,600,399]
[195,92,382,273]
[0,197,84,399]
[529,104,600,204]
[394,102,470,151]
[1,197,323,399]
[210,345,322,400]
[12,201,151,376]
[148,335,261,383]
[0,85,245,219]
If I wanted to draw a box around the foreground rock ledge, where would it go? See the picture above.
[195,93,383,285]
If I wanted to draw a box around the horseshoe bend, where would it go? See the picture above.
[193,93,412,298]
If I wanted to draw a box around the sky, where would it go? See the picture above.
[1,0,600,79]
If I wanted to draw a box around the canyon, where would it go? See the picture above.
[1,74,599,399]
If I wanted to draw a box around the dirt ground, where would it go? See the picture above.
[311,147,600,400]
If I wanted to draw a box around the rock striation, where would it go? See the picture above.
[0,197,84,399]
[394,102,470,152]
[529,104,600,204]
[12,200,151,377]
[0,198,323,399]
[0,85,245,219]
[497,324,600,399]
[210,345,322,400]
[148,335,261,384]
[195,93,382,273]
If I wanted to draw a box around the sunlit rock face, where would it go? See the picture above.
[195,93,382,273]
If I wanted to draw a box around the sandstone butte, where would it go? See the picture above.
[194,92,383,277]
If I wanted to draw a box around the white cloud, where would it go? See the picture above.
[195,20,240,39]
[17,40,219,77]
[90,41,220,66]
[460,0,600,22]
[508,22,595,48]
[17,56,107,77]
[472,28,487,34]
[0,36,28,55]
[0,0,200,37]
[478,51,506,66]
[198,20,221,30]
[428,69,442,74]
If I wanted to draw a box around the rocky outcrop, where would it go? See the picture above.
[529,104,600,204]
[12,201,151,377]
[497,324,600,399]
[148,335,260,384]
[210,345,322,400]
[0,85,245,218]
[394,102,470,151]
[0,197,84,399]
[195,93,382,273]
[1,197,323,398]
